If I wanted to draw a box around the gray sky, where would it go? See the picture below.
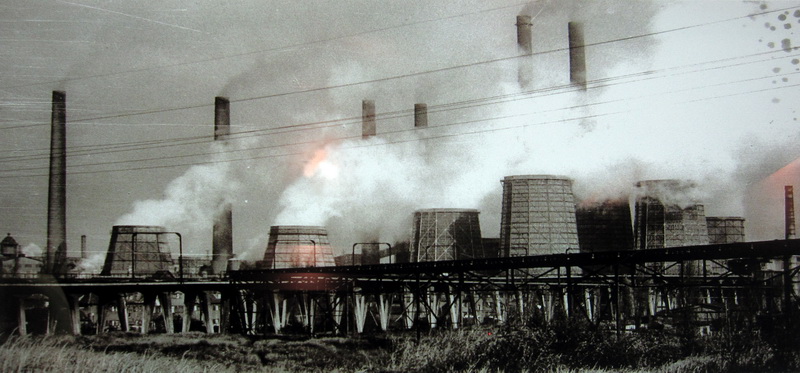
[1,1,799,267]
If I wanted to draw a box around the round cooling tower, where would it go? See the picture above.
[101,225,174,277]
[576,198,633,253]
[411,208,484,262]
[499,175,579,257]
[263,226,336,268]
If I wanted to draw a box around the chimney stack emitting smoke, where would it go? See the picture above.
[568,22,587,89]
[362,99,376,138]
[212,96,233,274]
[45,90,67,275]
[516,15,532,55]
[786,185,796,239]
[414,103,428,128]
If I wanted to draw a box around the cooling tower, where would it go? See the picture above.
[633,180,709,275]
[262,226,336,268]
[706,217,745,244]
[412,209,484,262]
[101,226,174,277]
[46,90,67,274]
[576,198,634,253]
[499,175,579,257]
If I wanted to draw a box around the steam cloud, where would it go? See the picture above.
[112,1,799,260]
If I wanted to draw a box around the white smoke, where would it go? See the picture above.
[78,253,105,275]
[21,243,42,257]
[108,1,800,260]
[115,141,243,255]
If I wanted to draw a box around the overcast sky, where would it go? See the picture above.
[1,0,799,267]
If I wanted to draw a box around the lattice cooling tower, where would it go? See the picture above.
[262,226,336,268]
[499,175,579,257]
[706,217,745,244]
[706,217,745,274]
[633,180,709,275]
[101,225,174,277]
[411,209,484,262]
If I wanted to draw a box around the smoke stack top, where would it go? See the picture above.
[362,99,376,139]
[568,22,587,89]
[516,15,532,55]
[414,103,428,128]
[214,96,230,141]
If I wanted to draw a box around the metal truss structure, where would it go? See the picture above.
[228,239,800,336]
[1,239,799,336]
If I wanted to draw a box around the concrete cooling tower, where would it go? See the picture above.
[101,226,174,277]
[576,198,634,253]
[262,226,336,268]
[411,209,484,262]
[633,180,709,276]
[499,175,579,257]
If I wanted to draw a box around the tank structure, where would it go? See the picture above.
[412,209,484,262]
[633,180,709,276]
[101,225,174,277]
[499,175,580,257]
[262,226,336,268]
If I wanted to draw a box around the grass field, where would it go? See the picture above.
[3,319,800,372]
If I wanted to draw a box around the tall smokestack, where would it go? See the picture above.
[212,97,233,275]
[516,15,532,55]
[786,185,796,239]
[45,91,67,275]
[568,22,587,89]
[362,99,376,138]
[80,234,87,259]
[414,103,428,128]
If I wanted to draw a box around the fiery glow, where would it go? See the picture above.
[303,148,340,179]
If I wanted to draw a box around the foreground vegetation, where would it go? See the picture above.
[3,318,800,372]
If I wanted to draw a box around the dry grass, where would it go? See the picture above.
[0,335,244,373]
[2,322,799,373]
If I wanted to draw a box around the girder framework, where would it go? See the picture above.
[229,240,800,335]
[2,240,799,336]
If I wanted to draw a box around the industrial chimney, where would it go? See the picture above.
[516,15,532,55]
[362,99,376,138]
[786,185,796,239]
[212,97,233,275]
[568,22,587,89]
[45,91,67,275]
[81,234,88,260]
[414,103,428,128]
